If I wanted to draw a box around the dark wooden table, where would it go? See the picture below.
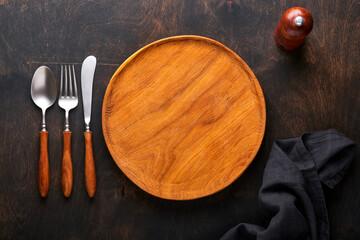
[0,0,359,239]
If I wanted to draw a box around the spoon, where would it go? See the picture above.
[31,66,57,197]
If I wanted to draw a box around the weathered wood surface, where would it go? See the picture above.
[0,0,359,239]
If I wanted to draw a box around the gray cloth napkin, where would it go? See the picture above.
[221,129,357,240]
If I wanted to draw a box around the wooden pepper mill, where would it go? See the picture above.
[274,7,313,51]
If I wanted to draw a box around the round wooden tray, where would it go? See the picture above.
[102,35,266,200]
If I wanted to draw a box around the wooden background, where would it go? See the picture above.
[0,0,359,239]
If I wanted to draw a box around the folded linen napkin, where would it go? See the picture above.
[221,129,357,240]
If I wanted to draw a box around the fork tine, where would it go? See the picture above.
[64,64,68,97]
[72,65,78,98]
[68,65,73,97]
[60,65,64,96]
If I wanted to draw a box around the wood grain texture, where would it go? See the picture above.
[61,131,73,197]
[38,131,49,197]
[84,131,96,197]
[103,36,265,200]
[0,0,359,239]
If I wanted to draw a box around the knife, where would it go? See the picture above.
[81,55,97,197]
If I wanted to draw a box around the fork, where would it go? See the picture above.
[58,65,78,197]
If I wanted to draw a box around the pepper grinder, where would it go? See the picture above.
[274,7,313,51]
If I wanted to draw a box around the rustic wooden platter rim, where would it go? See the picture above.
[102,35,266,200]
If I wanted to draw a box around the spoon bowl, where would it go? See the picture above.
[31,66,57,128]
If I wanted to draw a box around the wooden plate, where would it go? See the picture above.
[102,35,266,200]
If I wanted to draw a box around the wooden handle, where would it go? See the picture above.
[39,131,49,197]
[62,131,73,197]
[84,131,96,197]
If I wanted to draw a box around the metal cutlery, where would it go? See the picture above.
[30,66,57,197]
[58,65,78,197]
[81,56,97,197]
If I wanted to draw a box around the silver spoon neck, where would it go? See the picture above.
[41,108,47,131]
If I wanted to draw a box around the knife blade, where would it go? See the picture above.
[81,55,97,197]
[81,56,96,129]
